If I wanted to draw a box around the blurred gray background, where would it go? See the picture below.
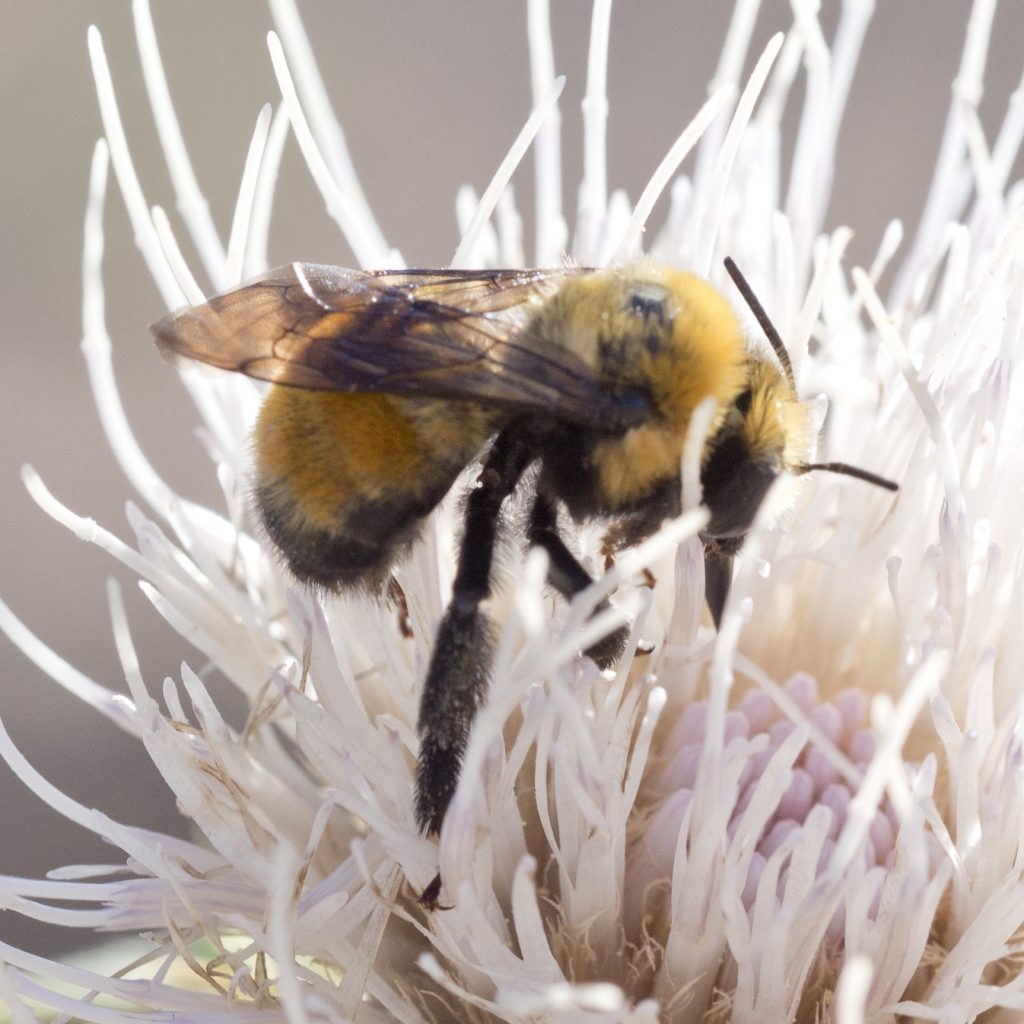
[1,2,1020,957]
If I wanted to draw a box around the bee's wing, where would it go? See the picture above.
[152,264,639,428]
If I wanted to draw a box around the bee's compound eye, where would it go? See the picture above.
[735,388,753,415]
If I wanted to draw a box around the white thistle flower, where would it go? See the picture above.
[3,2,1024,1023]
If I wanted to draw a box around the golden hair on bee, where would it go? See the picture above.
[152,257,897,903]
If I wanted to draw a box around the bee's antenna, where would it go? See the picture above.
[722,258,898,495]
[723,257,796,392]
[797,461,899,492]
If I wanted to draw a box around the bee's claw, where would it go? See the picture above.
[418,872,453,911]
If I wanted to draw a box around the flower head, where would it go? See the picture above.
[4,3,1024,1023]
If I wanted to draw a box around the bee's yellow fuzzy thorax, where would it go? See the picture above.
[532,264,748,506]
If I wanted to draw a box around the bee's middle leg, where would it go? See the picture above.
[527,494,628,669]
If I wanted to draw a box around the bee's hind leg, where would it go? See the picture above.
[415,427,535,847]
[527,495,628,669]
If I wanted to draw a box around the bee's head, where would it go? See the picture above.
[700,355,805,539]
[700,259,899,627]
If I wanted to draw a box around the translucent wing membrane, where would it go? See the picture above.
[152,263,642,428]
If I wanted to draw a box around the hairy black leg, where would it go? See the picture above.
[528,495,628,669]
[415,427,536,839]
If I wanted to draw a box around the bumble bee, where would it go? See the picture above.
[152,258,896,852]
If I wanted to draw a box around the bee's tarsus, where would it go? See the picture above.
[418,872,451,911]
[584,625,630,669]
[386,577,413,639]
